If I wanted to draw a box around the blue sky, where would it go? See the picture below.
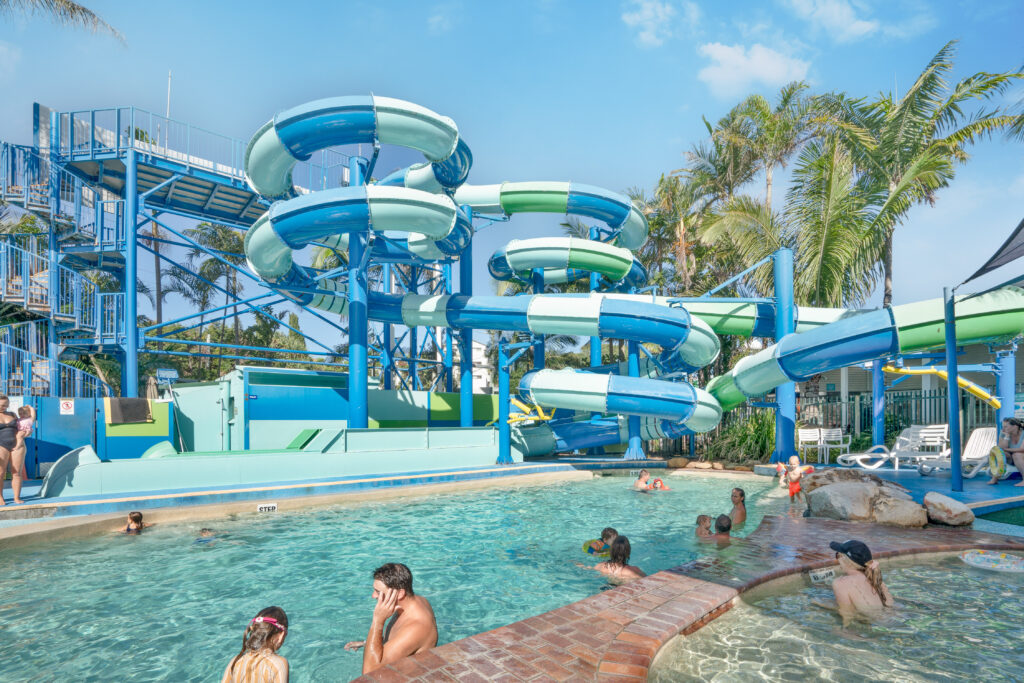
[1,0,1022,341]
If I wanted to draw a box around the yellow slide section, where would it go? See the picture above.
[881,365,1001,409]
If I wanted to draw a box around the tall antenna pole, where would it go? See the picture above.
[166,69,172,118]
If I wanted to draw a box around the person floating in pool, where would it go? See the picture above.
[586,527,618,555]
[729,487,747,526]
[117,511,148,534]
[695,515,712,538]
[704,514,732,547]
[650,478,671,491]
[986,417,1024,486]
[830,540,893,623]
[222,606,289,682]
[344,563,438,674]
[194,528,218,545]
[633,469,651,490]
[585,536,646,582]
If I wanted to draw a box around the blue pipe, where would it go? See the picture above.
[532,268,545,369]
[459,205,474,427]
[498,342,511,464]
[771,248,794,462]
[348,157,369,428]
[945,288,963,491]
[123,149,139,397]
[872,359,885,448]
[624,339,645,460]
[997,346,1016,426]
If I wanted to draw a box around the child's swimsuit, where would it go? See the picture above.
[16,418,32,434]
[788,479,802,497]
[124,524,141,534]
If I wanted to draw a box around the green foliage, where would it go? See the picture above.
[705,410,776,462]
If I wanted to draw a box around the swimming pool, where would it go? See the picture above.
[0,472,787,681]
[649,554,1024,682]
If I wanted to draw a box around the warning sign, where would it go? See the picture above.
[59,399,74,416]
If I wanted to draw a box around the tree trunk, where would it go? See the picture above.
[882,230,894,308]
[765,164,774,208]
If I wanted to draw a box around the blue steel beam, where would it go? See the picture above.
[145,348,348,369]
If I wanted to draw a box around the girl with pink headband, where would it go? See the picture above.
[222,606,290,682]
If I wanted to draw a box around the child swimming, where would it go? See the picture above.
[222,606,289,682]
[650,478,671,491]
[585,527,618,555]
[695,514,712,538]
[119,511,146,534]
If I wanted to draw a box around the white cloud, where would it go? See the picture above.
[882,9,938,39]
[697,43,810,99]
[0,41,21,82]
[1010,173,1024,198]
[783,0,878,43]
[427,4,457,34]
[621,0,700,48]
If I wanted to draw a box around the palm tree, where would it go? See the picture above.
[818,41,1021,306]
[165,269,213,371]
[698,196,790,297]
[722,81,814,207]
[0,0,123,41]
[184,222,246,345]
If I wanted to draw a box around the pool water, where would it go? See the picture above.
[0,473,786,682]
[650,554,1024,682]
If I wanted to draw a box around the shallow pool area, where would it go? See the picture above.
[650,554,1024,682]
[0,472,784,681]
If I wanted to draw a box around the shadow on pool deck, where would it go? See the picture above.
[352,515,1024,682]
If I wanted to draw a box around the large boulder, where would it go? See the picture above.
[667,457,690,469]
[803,468,911,498]
[807,478,927,527]
[872,496,929,527]
[687,461,713,469]
[924,491,975,526]
[807,483,874,521]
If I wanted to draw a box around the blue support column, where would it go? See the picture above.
[996,345,1017,426]
[498,342,511,464]
[587,225,604,455]
[944,288,963,492]
[771,248,795,463]
[408,266,419,388]
[381,263,393,390]
[531,267,545,369]
[872,360,885,447]
[347,156,369,428]
[624,339,645,460]
[122,149,139,397]
[443,262,454,392]
[459,205,474,427]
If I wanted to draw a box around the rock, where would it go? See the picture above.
[711,462,724,470]
[803,468,911,498]
[807,482,874,521]
[686,461,713,469]
[753,464,778,477]
[733,465,753,472]
[667,457,690,469]
[924,491,975,526]
[872,496,928,527]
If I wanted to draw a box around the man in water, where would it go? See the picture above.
[344,563,438,673]
[633,469,651,490]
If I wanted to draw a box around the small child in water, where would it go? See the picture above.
[120,511,147,534]
[695,514,712,538]
[650,478,671,491]
[586,527,618,555]
[781,456,811,503]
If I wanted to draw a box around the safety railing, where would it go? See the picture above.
[0,341,109,397]
[56,106,247,181]
[0,241,100,331]
[1,142,123,250]
[99,293,124,340]
[0,320,49,356]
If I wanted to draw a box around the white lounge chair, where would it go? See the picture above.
[819,428,851,463]
[918,427,997,477]
[838,424,949,470]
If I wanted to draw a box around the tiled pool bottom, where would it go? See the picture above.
[0,472,780,682]
[650,555,1024,682]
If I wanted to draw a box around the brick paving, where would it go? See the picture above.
[353,516,1024,682]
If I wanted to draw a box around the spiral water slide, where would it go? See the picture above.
[243,96,1024,457]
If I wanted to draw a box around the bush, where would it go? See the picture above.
[706,410,776,462]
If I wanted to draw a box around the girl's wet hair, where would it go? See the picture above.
[609,536,631,566]
[733,487,746,503]
[600,527,618,542]
[229,606,289,677]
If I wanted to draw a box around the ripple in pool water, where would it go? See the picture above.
[0,473,787,682]
[650,555,1024,682]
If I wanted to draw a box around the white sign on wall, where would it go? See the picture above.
[59,399,74,416]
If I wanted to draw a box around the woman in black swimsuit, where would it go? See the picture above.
[0,395,19,505]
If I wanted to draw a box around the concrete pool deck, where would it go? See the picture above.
[351,515,1024,683]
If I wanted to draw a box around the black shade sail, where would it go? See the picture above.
[964,216,1024,285]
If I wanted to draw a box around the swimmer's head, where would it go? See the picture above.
[127,511,143,532]
[600,527,618,543]
[715,514,732,534]
[638,469,650,480]
[787,455,801,468]
[652,478,665,489]
[609,536,632,566]
[199,528,214,537]
[732,487,745,504]
[696,514,711,528]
